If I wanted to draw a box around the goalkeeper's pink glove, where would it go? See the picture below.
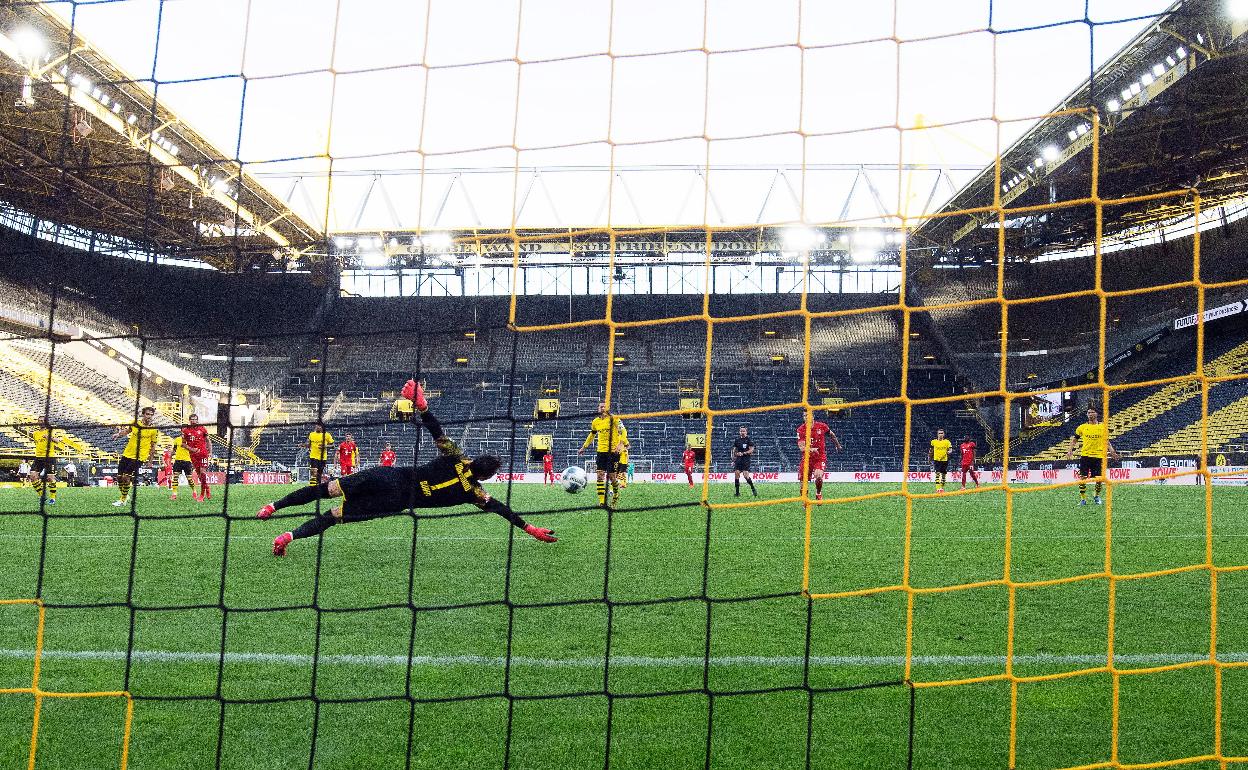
[401,379,428,411]
[524,524,557,543]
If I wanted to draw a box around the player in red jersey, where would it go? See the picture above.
[379,443,396,467]
[958,437,980,489]
[181,414,212,501]
[157,445,173,488]
[542,452,555,485]
[797,417,842,501]
[682,447,697,487]
[338,434,359,476]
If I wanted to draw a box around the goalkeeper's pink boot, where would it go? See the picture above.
[256,503,276,519]
[273,531,293,557]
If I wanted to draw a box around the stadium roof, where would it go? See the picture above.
[911,0,1248,262]
[0,3,320,270]
[0,0,1207,274]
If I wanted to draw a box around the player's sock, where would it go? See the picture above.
[291,513,336,540]
[734,478,740,495]
[747,478,756,495]
[170,473,179,496]
[1095,482,1103,498]
[596,479,606,505]
[815,477,823,496]
[46,481,56,501]
[1079,482,1087,500]
[118,475,131,500]
[614,475,625,505]
[273,482,332,511]
[31,479,42,497]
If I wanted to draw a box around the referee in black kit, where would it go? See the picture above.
[732,426,758,497]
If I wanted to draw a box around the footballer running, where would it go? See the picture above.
[796,415,842,501]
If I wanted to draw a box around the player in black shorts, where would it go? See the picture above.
[731,427,758,497]
[258,380,557,555]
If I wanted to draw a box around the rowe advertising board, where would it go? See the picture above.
[483,468,1209,485]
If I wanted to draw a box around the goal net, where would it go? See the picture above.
[0,1,1246,768]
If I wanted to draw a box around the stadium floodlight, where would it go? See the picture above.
[850,249,876,264]
[361,251,388,268]
[1152,63,1166,77]
[1067,130,1078,141]
[1032,156,1043,169]
[1077,123,1090,135]
[1166,55,1176,67]
[1107,99,1121,112]
[852,230,885,248]
[12,27,46,63]
[781,226,825,251]
[127,114,137,124]
[1197,33,1205,44]
[1140,73,1154,87]
[1176,46,1187,58]
[1042,145,1059,161]
[1129,82,1141,96]
[420,232,453,251]
[1120,88,1132,101]
[333,237,354,249]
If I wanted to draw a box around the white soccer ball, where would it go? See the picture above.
[560,466,588,493]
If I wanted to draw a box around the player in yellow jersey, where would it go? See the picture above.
[614,423,631,493]
[928,429,952,493]
[578,402,625,509]
[1066,406,1120,505]
[169,436,196,501]
[29,415,62,505]
[112,406,159,506]
[305,422,334,486]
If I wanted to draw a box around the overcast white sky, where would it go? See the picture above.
[43,0,1174,230]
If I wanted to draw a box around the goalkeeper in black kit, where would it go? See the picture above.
[257,379,557,555]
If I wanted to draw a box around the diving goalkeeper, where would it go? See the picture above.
[257,379,557,555]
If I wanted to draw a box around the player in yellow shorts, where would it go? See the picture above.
[929,429,952,493]
[1065,406,1120,505]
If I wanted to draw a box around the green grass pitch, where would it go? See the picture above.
[0,481,1246,769]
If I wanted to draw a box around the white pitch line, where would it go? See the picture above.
[0,648,1243,669]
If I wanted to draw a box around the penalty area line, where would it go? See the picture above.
[0,648,1243,669]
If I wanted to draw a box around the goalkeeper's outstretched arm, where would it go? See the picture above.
[473,489,557,542]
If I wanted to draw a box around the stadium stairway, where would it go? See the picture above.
[1018,335,1248,461]
[0,340,154,428]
